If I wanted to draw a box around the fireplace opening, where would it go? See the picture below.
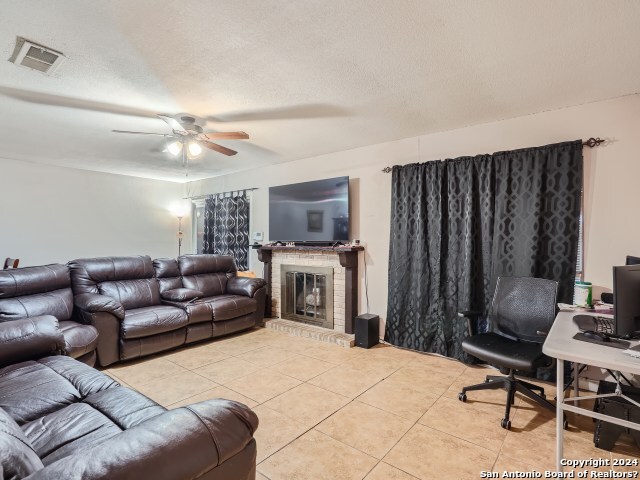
[281,265,333,329]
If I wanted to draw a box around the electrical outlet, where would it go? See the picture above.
[253,232,263,242]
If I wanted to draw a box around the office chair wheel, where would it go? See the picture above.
[501,418,511,430]
[458,393,467,402]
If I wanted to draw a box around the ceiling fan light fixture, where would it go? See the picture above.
[167,140,182,156]
[188,141,202,157]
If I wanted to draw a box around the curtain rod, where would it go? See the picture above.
[381,137,605,173]
[184,187,258,200]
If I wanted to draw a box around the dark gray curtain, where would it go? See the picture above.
[203,192,250,270]
[385,140,583,361]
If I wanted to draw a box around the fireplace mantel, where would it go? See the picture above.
[258,245,364,253]
[257,245,363,334]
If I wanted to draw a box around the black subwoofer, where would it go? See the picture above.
[355,313,379,349]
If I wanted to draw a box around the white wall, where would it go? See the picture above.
[0,157,190,266]
[189,94,640,333]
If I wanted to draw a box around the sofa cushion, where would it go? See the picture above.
[69,256,162,309]
[58,321,99,360]
[202,295,257,322]
[0,356,117,425]
[83,387,166,430]
[21,387,166,466]
[160,300,213,324]
[182,273,229,298]
[22,399,258,480]
[158,277,182,294]
[22,402,123,466]
[152,258,182,293]
[68,256,157,295]
[178,255,237,276]
[0,288,73,323]
[161,288,203,302]
[0,407,44,478]
[178,255,237,297]
[152,258,181,278]
[121,305,188,339]
[0,264,69,298]
[0,316,65,369]
[99,278,161,310]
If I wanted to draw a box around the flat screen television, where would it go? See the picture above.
[269,176,349,242]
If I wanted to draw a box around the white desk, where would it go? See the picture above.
[543,311,640,471]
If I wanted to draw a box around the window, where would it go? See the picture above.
[192,199,205,254]
[190,193,252,271]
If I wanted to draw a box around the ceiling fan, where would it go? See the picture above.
[113,114,249,157]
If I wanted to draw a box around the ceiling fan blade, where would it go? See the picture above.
[0,86,158,118]
[204,131,249,140]
[157,115,188,135]
[112,130,171,136]
[206,104,349,123]
[199,140,237,156]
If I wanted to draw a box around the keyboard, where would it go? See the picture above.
[573,314,615,335]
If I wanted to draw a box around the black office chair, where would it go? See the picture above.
[458,276,559,430]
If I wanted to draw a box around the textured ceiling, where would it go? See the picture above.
[0,1,639,182]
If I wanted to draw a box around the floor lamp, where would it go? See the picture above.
[176,216,184,256]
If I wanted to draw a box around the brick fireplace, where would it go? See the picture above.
[257,245,363,334]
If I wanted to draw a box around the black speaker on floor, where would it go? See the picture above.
[355,313,379,349]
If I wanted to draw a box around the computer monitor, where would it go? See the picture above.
[613,265,640,336]
[626,255,640,265]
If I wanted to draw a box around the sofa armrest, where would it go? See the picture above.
[0,316,65,368]
[227,277,266,298]
[74,293,125,320]
[28,399,259,480]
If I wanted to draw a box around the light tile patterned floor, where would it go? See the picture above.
[103,327,640,480]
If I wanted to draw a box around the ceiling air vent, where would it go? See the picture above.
[10,37,65,74]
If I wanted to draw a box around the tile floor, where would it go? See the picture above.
[103,327,639,480]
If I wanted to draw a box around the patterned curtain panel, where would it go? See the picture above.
[385,140,583,361]
[203,192,250,270]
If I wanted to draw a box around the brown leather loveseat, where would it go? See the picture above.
[0,264,98,366]
[0,316,259,480]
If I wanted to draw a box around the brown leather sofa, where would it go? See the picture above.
[0,316,259,480]
[0,264,99,366]
[69,255,266,367]
[154,255,267,343]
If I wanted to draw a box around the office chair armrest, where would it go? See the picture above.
[457,311,483,336]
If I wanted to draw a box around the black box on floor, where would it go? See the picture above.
[355,314,379,349]
[593,380,640,451]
